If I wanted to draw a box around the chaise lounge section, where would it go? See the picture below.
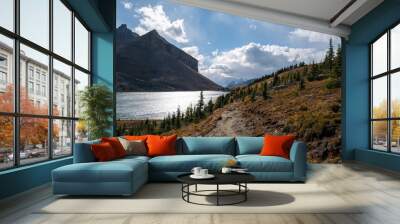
[52,140,149,196]
[52,136,307,196]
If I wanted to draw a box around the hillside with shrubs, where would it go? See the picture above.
[117,40,342,163]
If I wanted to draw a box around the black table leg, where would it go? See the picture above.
[187,184,190,202]
[216,184,219,206]
[245,183,247,201]
[195,184,198,192]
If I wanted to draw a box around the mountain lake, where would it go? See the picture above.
[117,91,228,120]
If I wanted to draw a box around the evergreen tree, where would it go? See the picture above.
[196,91,205,119]
[272,74,279,86]
[152,120,158,133]
[185,104,192,122]
[333,45,342,78]
[307,62,319,81]
[299,77,305,90]
[214,95,224,109]
[206,99,214,114]
[323,38,335,71]
[251,88,256,102]
[303,66,308,77]
[176,107,181,128]
[295,71,301,81]
[262,82,269,100]
[198,91,205,110]
[171,113,176,128]
[144,118,150,132]
[165,113,171,130]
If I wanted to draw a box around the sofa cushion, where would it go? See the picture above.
[147,135,177,157]
[116,155,150,163]
[124,135,148,141]
[91,142,118,161]
[180,137,235,155]
[101,137,127,158]
[236,155,293,172]
[149,154,235,172]
[53,158,147,183]
[118,137,147,156]
[260,134,295,159]
[236,137,263,155]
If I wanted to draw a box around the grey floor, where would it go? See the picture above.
[1,162,400,224]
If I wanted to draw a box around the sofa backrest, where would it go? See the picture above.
[178,137,235,155]
[73,136,266,162]
[235,137,263,155]
[73,139,100,163]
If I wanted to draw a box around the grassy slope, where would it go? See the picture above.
[167,69,342,163]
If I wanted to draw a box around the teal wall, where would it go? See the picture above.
[343,0,400,171]
[0,0,116,200]
[0,158,72,199]
[92,31,115,134]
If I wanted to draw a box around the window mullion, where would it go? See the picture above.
[13,0,20,167]
[71,10,76,154]
[48,0,54,160]
[388,30,391,153]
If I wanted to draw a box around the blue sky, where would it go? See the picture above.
[117,0,340,86]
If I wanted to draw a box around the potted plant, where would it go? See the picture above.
[79,84,113,140]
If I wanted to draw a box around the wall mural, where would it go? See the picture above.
[116,0,342,163]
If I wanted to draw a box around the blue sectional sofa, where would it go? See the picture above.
[52,137,307,196]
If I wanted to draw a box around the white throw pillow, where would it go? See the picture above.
[118,137,147,156]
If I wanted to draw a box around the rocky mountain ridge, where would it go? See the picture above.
[116,24,222,92]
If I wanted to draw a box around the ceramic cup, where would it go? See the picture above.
[191,167,202,176]
[200,169,209,176]
[221,167,232,174]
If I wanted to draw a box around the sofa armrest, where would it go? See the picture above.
[289,141,307,182]
[73,140,100,163]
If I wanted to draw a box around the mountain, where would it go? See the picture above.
[226,78,255,89]
[116,25,222,92]
[116,24,139,50]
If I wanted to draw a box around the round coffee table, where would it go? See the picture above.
[177,173,255,206]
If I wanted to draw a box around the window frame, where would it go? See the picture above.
[370,21,400,154]
[0,0,92,171]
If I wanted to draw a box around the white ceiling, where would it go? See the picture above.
[174,0,384,38]
[229,0,351,22]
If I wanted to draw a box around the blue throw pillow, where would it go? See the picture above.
[236,137,263,155]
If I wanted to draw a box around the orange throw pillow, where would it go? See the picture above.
[101,137,126,158]
[91,142,117,162]
[124,135,148,141]
[146,135,177,157]
[260,134,295,159]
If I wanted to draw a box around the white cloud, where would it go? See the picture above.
[121,0,133,10]
[134,5,189,44]
[249,24,257,30]
[200,42,325,86]
[289,28,335,43]
[211,49,219,57]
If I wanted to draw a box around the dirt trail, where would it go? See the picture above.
[206,106,246,136]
